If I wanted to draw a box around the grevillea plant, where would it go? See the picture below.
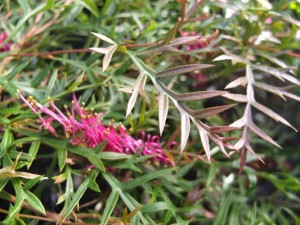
[1,0,300,225]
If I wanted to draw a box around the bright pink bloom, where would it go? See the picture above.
[19,92,175,166]
[0,32,12,52]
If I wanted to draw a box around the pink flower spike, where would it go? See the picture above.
[19,92,176,167]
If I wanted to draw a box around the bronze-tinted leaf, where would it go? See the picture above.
[248,122,282,148]
[209,126,239,133]
[175,90,227,101]
[251,101,297,131]
[190,104,236,119]
[156,64,214,78]
[245,143,264,163]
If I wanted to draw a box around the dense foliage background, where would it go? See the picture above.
[0,0,300,224]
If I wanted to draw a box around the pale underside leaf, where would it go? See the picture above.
[194,122,211,162]
[214,47,248,64]
[156,64,214,78]
[158,94,169,135]
[126,73,147,117]
[253,65,300,84]
[251,101,297,131]
[102,45,118,72]
[189,104,236,119]
[175,90,227,101]
[180,111,190,153]
[248,122,282,148]
[225,77,248,89]
[229,117,246,128]
[283,92,300,101]
[222,93,248,102]
[91,32,116,44]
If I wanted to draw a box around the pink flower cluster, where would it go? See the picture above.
[179,29,206,51]
[19,92,174,166]
[0,32,12,52]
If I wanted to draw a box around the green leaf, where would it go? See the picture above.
[0,128,13,158]
[213,191,233,225]
[76,0,100,17]
[3,191,25,223]
[122,168,174,191]
[24,190,46,214]
[57,147,67,171]
[101,190,120,225]
[5,60,31,80]
[206,164,217,187]
[63,170,99,219]
[142,202,170,213]
[27,140,40,169]
[87,155,105,172]
[45,69,58,97]
[97,152,132,160]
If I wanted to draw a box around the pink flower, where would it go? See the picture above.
[179,29,206,51]
[19,92,175,166]
[0,32,12,52]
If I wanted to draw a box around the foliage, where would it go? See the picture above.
[0,0,300,224]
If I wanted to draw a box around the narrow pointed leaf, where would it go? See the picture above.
[222,93,248,102]
[245,143,264,163]
[248,122,282,148]
[156,64,214,78]
[170,36,200,46]
[252,101,297,131]
[254,82,286,100]
[283,92,300,101]
[229,117,246,128]
[190,104,236,119]
[158,94,169,135]
[24,190,45,214]
[126,73,146,117]
[194,122,211,162]
[225,77,248,89]
[208,126,239,133]
[175,90,227,101]
[101,190,120,225]
[102,45,117,71]
[254,65,299,84]
[180,112,190,152]
[89,47,110,54]
[91,32,116,44]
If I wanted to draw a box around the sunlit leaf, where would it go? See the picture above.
[91,32,116,44]
[126,73,147,117]
[180,111,190,153]
[225,77,247,89]
[222,93,248,102]
[158,93,169,135]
